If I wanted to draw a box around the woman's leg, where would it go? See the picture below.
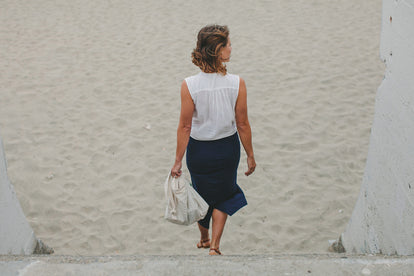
[210,208,228,253]
[197,223,210,248]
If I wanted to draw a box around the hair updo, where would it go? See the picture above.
[191,25,229,75]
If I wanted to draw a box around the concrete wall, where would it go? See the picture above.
[340,0,414,255]
[0,134,38,255]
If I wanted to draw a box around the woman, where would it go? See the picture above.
[171,24,256,255]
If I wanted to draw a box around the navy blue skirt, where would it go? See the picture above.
[186,132,247,229]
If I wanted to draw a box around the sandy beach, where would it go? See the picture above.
[0,0,384,255]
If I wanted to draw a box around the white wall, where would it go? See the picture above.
[341,0,414,255]
[0,134,37,255]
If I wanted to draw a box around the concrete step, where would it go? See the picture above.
[1,254,414,275]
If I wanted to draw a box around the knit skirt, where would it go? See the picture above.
[186,132,247,229]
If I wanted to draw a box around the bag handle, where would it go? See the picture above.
[165,173,178,214]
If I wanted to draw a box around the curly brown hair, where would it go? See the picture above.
[191,25,229,75]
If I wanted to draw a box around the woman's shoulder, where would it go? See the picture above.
[224,73,241,89]
[225,72,239,78]
[184,72,201,87]
[224,73,240,82]
[185,72,201,81]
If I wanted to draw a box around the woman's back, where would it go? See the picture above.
[185,72,240,141]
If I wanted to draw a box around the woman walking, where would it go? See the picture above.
[171,25,256,255]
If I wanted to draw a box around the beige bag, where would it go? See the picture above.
[164,173,209,225]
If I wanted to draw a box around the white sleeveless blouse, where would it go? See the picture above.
[185,72,240,141]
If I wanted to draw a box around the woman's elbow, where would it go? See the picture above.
[178,123,192,133]
[236,120,250,131]
[183,124,192,132]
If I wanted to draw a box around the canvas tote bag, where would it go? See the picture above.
[164,173,209,225]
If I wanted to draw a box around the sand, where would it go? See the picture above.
[0,0,384,255]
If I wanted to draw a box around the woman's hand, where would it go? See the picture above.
[245,156,256,176]
[171,160,182,178]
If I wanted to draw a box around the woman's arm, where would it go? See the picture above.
[171,80,194,177]
[235,77,256,176]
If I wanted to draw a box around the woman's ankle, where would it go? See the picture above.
[210,241,219,249]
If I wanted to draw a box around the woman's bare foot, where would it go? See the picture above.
[197,239,210,248]
[209,248,222,255]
